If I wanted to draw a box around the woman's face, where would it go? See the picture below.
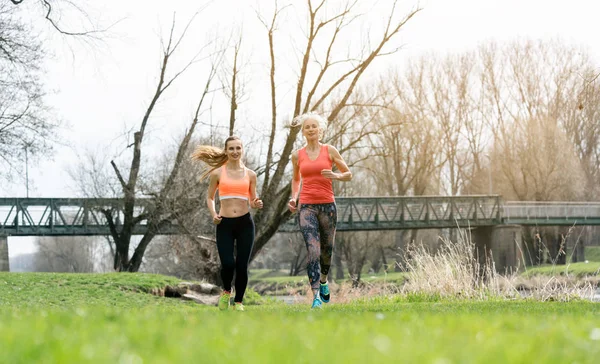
[225,139,243,161]
[302,118,321,141]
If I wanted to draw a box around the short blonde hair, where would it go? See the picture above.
[290,112,328,140]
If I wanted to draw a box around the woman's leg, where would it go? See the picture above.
[299,204,321,296]
[317,203,337,280]
[233,213,255,303]
[317,203,337,303]
[216,218,235,292]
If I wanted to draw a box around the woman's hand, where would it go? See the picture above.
[212,214,222,225]
[288,198,298,213]
[251,198,263,209]
[321,169,340,180]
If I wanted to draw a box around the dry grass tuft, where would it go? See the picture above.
[282,228,598,304]
[400,231,515,300]
[397,229,598,302]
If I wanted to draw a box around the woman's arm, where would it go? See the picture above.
[322,145,352,181]
[288,151,301,212]
[248,170,263,209]
[206,169,222,224]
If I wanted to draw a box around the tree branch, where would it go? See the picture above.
[40,0,108,36]
[257,0,290,196]
[110,160,127,190]
[159,53,221,201]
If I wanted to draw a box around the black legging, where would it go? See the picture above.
[216,212,255,303]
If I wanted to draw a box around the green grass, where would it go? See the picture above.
[1,273,600,363]
[585,246,600,262]
[249,269,307,284]
[522,262,600,278]
[0,272,190,308]
[352,271,406,284]
[249,269,405,285]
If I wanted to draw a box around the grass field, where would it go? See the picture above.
[1,272,599,363]
[248,255,600,289]
[522,262,600,278]
[250,269,405,284]
[585,246,600,262]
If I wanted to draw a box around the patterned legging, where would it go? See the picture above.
[298,203,337,291]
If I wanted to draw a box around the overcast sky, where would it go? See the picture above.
[5,0,600,256]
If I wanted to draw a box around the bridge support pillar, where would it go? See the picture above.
[472,226,493,277]
[0,235,9,272]
[472,225,523,274]
[490,225,523,274]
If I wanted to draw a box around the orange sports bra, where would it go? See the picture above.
[219,167,250,201]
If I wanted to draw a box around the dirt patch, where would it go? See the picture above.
[250,280,307,296]
[150,282,221,306]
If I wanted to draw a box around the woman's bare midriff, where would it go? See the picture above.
[219,198,250,217]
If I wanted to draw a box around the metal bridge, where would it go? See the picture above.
[2,196,600,237]
[281,197,600,232]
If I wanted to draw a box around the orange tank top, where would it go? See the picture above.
[298,144,335,204]
[219,167,250,201]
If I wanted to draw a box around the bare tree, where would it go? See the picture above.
[338,232,364,284]
[8,0,108,36]
[384,53,478,196]
[33,236,107,272]
[362,39,599,269]
[494,115,585,201]
[371,39,596,203]
[367,64,444,269]
[325,86,398,192]
[287,235,307,276]
[138,136,222,282]
[369,67,442,197]
[220,30,248,136]
[251,0,422,260]
[255,0,288,190]
[0,2,58,183]
[475,40,589,201]
[473,40,596,265]
[562,67,600,199]
[70,13,223,272]
[141,235,220,282]
[339,230,391,285]
[2,0,113,185]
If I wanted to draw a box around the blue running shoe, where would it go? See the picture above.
[311,296,322,309]
[319,282,330,303]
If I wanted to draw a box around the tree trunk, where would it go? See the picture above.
[249,3,422,262]
[370,251,382,273]
[128,232,157,272]
[380,246,388,271]
[114,236,131,271]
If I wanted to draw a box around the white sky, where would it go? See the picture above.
[5,0,600,257]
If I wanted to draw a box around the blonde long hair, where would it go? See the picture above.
[191,136,241,180]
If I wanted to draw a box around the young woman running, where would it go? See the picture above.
[191,136,263,311]
[288,113,352,308]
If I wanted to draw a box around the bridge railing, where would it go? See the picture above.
[1,196,504,235]
[0,198,155,236]
[503,201,600,225]
[281,195,502,231]
[6,196,600,235]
